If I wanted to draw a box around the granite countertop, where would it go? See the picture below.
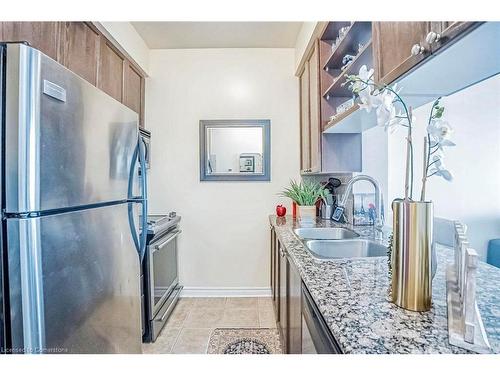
[269,215,500,354]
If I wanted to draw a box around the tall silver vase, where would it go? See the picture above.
[391,199,433,312]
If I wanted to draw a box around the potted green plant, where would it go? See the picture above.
[279,180,327,222]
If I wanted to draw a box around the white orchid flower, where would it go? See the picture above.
[385,111,408,133]
[434,168,453,181]
[358,88,381,112]
[375,88,398,129]
[427,119,453,142]
[427,118,456,157]
[349,65,374,91]
[431,139,456,154]
[376,103,394,129]
[428,157,453,181]
[358,65,374,82]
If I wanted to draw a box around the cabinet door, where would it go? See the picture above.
[308,41,321,173]
[273,232,280,322]
[299,62,311,172]
[98,36,125,102]
[60,22,100,86]
[428,22,477,54]
[124,61,145,126]
[287,258,302,354]
[279,243,288,353]
[373,22,431,83]
[270,227,276,303]
[1,22,62,61]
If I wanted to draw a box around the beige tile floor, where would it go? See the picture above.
[142,297,276,354]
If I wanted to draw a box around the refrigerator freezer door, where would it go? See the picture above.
[4,43,139,214]
[6,203,142,353]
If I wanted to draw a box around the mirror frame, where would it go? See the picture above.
[199,119,271,181]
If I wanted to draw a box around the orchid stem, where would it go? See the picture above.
[351,77,414,200]
[421,136,428,201]
[420,98,441,201]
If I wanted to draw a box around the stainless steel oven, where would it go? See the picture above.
[142,214,182,342]
[149,228,180,313]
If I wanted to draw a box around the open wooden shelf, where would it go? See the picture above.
[321,41,373,99]
[323,103,378,134]
[322,22,372,71]
[321,21,352,41]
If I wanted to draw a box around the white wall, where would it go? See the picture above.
[387,75,500,259]
[99,22,150,74]
[146,48,300,292]
[294,22,318,72]
[356,126,389,220]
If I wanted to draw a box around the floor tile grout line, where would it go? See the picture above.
[167,307,188,353]
[167,327,183,354]
[168,299,194,353]
[204,329,213,354]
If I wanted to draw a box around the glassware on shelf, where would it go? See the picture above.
[336,98,355,115]
[341,54,356,70]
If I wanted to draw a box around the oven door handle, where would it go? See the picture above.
[153,230,182,253]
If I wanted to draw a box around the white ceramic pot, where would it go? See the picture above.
[297,205,317,223]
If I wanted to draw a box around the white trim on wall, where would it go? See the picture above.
[180,287,272,298]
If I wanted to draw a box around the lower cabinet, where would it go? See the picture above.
[271,227,302,354]
[270,225,341,354]
[270,226,280,322]
[279,246,288,351]
[287,258,302,354]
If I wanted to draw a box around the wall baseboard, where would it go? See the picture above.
[180,287,272,298]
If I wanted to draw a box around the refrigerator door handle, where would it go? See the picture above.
[127,137,148,262]
[127,142,140,253]
[127,140,139,200]
[128,202,140,253]
[138,138,148,262]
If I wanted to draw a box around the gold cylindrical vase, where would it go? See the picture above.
[391,199,433,311]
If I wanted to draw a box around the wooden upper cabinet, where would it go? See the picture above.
[373,22,431,83]
[1,22,62,61]
[0,21,147,127]
[60,22,100,86]
[98,37,125,103]
[124,61,145,127]
[308,41,321,173]
[299,62,311,172]
[428,22,476,54]
[299,40,322,174]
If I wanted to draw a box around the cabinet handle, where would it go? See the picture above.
[425,31,441,45]
[280,248,287,257]
[410,44,426,56]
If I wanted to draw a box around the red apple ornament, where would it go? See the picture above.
[276,205,287,217]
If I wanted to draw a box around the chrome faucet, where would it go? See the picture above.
[331,175,384,230]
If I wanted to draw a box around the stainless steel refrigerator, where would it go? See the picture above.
[0,43,148,354]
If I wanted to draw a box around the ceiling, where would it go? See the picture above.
[131,22,303,49]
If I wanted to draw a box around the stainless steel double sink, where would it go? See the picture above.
[293,227,387,260]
